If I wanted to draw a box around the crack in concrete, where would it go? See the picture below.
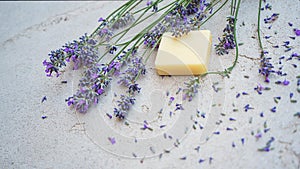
[239,54,260,61]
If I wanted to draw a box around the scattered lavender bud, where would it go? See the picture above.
[176,88,182,95]
[199,159,205,163]
[244,104,254,112]
[294,112,300,118]
[150,146,155,154]
[209,157,213,164]
[160,125,166,128]
[290,92,293,99]
[236,93,241,98]
[255,131,262,140]
[288,22,293,27]
[175,103,184,111]
[264,35,271,39]
[98,17,105,22]
[258,137,275,152]
[273,96,281,104]
[282,79,290,85]
[289,36,296,40]
[201,112,206,118]
[132,153,137,158]
[41,115,47,119]
[180,156,187,160]
[41,96,47,103]
[294,28,300,36]
[229,117,236,121]
[232,142,236,148]
[61,80,67,84]
[213,131,220,135]
[265,3,272,10]
[168,97,175,105]
[241,138,245,145]
[260,112,264,117]
[264,13,279,24]
[264,128,270,133]
[106,113,112,119]
[270,106,276,113]
[108,137,116,145]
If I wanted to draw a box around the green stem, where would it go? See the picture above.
[201,0,241,77]
[228,0,241,71]
[257,0,264,57]
[200,0,228,27]
[108,1,176,47]
[114,0,161,45]
[90,0,134,37]
[230,0,234,15]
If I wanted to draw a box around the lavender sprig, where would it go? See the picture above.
[43,34,98,77]
[114,94,136,119]
[183,77,200,101]
[43,0,226,115]
[215,15,235,55]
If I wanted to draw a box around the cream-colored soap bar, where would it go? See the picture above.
[155,30,212,75]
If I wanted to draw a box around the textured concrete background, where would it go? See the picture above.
[0,1,299,169]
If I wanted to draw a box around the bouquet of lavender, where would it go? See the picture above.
[43,0,241,119]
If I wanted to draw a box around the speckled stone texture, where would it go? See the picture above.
[0,1,299,169]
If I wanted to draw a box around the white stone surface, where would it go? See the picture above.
[0,1,299,169]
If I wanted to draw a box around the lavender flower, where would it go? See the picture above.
[259,56,276,83]
[108,137,116,144]
[66,64,112,113]
[98,27,114,42]
[215,16,236,55]
[118,55,145,95]
[43,34,99,77]
[114,94,136,119]
[111,12,135,29]
[144,0,210,47]
[183,77,200,101]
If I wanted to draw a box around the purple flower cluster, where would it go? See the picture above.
[97,13,134,42]
[66,51,126,113]
[215,16,236,55]
[118,55,146,95]
[258,56,275,83]
[144,0,210,47]
[43,34,98,77]
[113,54,146,119]
[183,77,200,101]
[111,12,135,30]
[98,27,114,42]
[114,94,136,119]
[43,49,65,77]
[66,65,111,113]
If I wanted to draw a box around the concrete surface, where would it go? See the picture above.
[0,1,299,169]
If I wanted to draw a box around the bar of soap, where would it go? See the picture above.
[155,30,212,75]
